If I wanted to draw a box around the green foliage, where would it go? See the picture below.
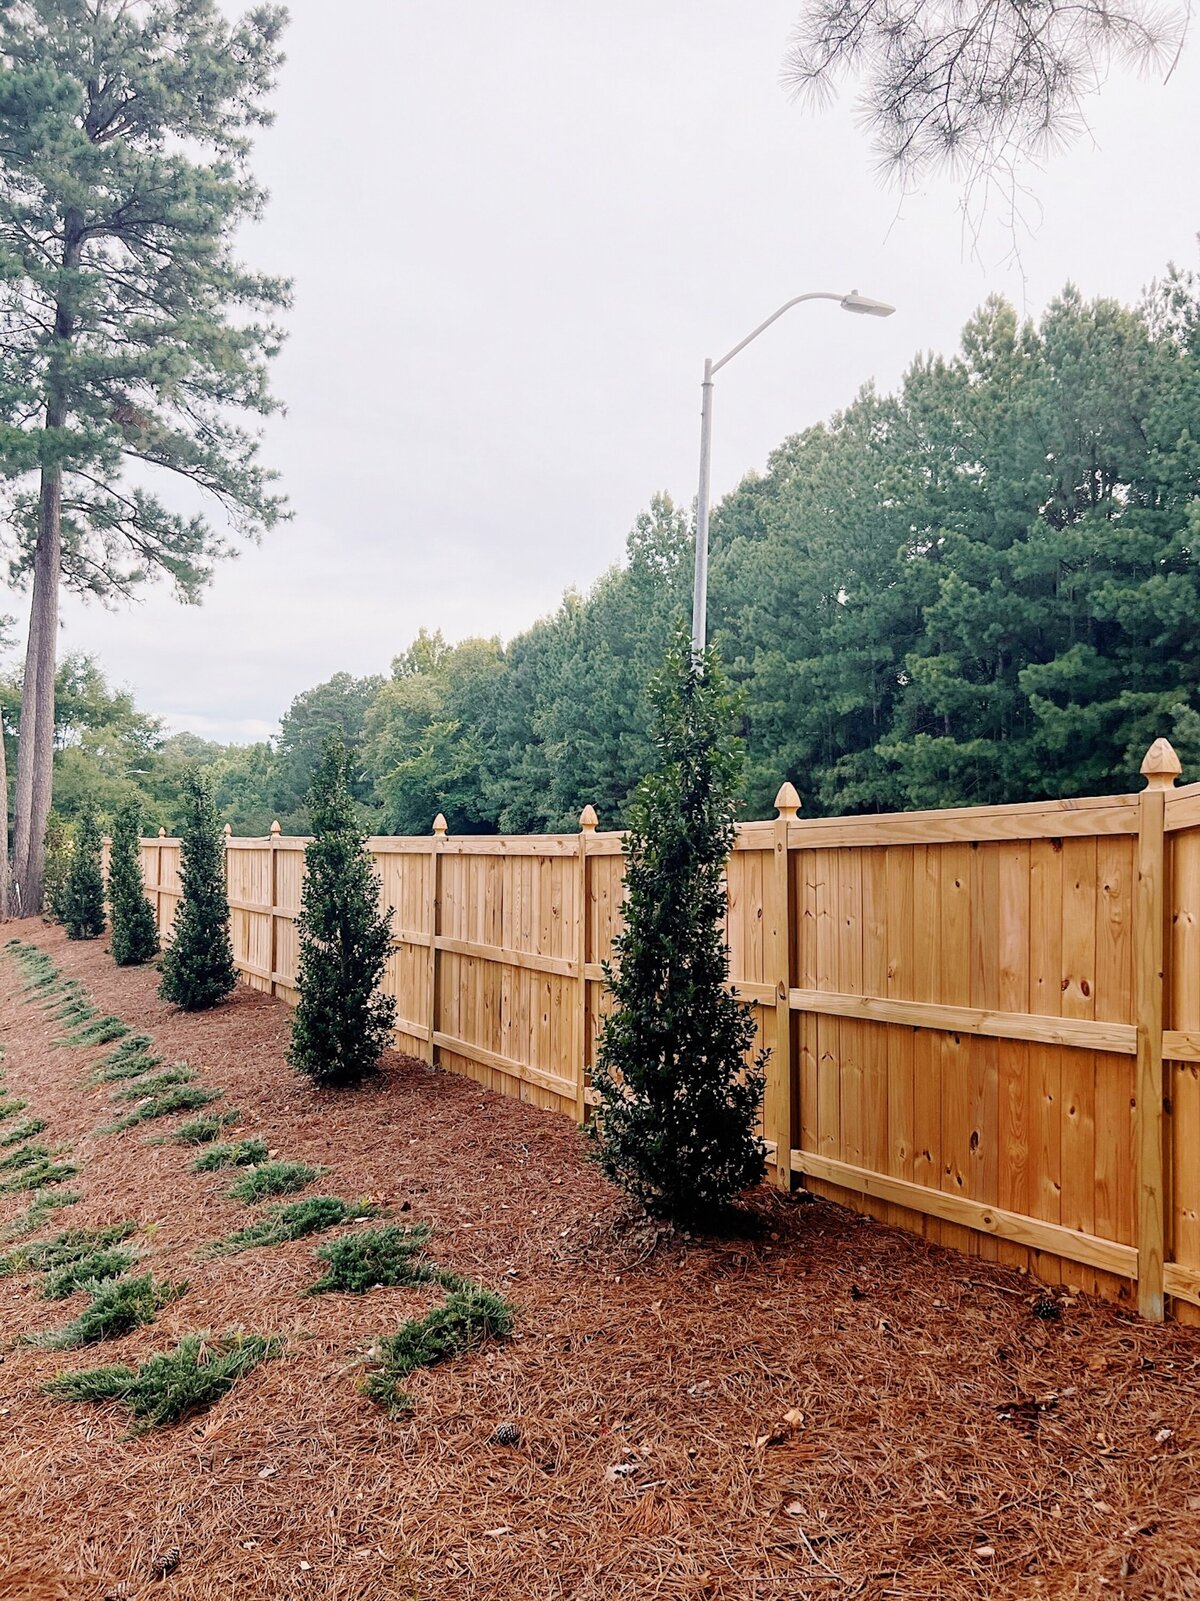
[209,1196,378,1255]
[189,1138,269,1172]
[1,1157,78,1193]
[173,1111,242,1145]
[42,1247,139,1301]
[5,1190,81,1237]
[32,1274,183,1350]
[0,1096,30,1121]
[60,808,105,940]
[0,1223,137,1279]
[289,735,397,1087]
[100,1084,221,1134]
[44,1332,283,1429]
[0,1118,47,1147]
[0,1142,51,1173]
[59,1016,129,1048]
[306,1224,436,1295]
[112,1066,196,1101]
[42,815,72,919]
[590,624,767,1225]
[362,1286,514,1413]
[159,770,238,1011]
[226,1160,320,1204]
[91,1052,164,1084]
[108,799,159,966]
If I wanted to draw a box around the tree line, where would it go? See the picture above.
[4,266,1199,842]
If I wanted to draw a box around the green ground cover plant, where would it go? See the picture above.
[0,1097,30,1121]
[45,1333,283,1430]
[90,1053,164,1084]
[0,1223,137,1277]
[34,1274,185,1350]
[226,1160,320,1204]
[0,1142,51,1173]
[42,1246,139,1299]
[173,1112,242,1145]
[306,1224,438,1295]
[59,1016,130,1049]
[209,1197,378,1255]
[112,1066,196,1100]
[0,1118,47,1147]
[5,1191,82,1238]
[362,1286,514,1414]
[189,1139,269,1172]
[1,1157,78,1193]
[100,1085,221,1134]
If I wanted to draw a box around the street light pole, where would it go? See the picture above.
[690,289,895,654]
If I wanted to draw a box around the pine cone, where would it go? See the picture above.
[492,1422,520,1447]
[149,1545,181,1579]
[1031,1295,1061,1321]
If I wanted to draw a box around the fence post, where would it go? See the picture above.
[576,805,597,1124]
[269,820,281,996]
[1136,737,1180,1321]
[766,783,800,1189]
[426,814,447,1067]
[156,826,166,937]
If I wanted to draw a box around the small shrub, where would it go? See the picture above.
[173,1111,242,1145]
[362,1286,514,1413]
[1,1158,78,1193]
[33,1274,184,1350]
[45,1332,283,1429]
[100,1085,221,1134]
[210,1196,378,1255]
[60,807,106,941]
[0,1223,137,1277]
[112,1065,196,1101]
[108,798,160,966]
[43,1247,139,1300]
[307,1224,436,1295]
[159,770,237,1012]
[0,1118,47,1148]
[59,1016,130,1049]
[189,1139,269,1173]
[0,1142,52,1173]
[227,1160,321,1204]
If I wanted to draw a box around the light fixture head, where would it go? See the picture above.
[841,291,895,318]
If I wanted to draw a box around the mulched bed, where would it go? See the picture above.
[3,917,1200,1601]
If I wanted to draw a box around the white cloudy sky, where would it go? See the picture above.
[8,0,1200,741]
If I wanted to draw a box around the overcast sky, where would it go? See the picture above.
[11,0,1200,742]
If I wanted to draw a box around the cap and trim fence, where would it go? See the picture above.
[139,738,1200,1324]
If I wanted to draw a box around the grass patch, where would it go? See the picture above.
[0,1118,46,1147]
[307,1224,438,1295]
[112,1065,196,1101]
[51,996,98,1027]
[43,1246,139,1300]
[0,1096,30,1121]
[59,1016,130,1049]
[0,1142,52,1173]
[226,1160,321,1204]
[90,1053,164,1084]
[172,1111,242,1145]
[102,1035,154,1066]
[99,1085,221,1134]
[210,1196,379,1255]
[5,1191,82,1238]
[44,1332,283,1429]
[189,1138,269,1173]
[362,1286,514,1413]
[1,1157,78,1193]
[0,1223,138,1277]
[33,1274,185,1350]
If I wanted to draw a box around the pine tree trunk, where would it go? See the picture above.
[0,704,9,920]
[11,464,63,915]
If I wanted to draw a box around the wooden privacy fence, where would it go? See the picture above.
[140,737,1200,1323]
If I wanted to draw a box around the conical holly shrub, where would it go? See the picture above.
[108,799,159,966]
[60,807,106,941]
[159,770,237,1011]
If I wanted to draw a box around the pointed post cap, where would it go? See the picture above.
[224,822,233,836]
[432,813,448,837]
[774,781,802,821]
[579,804,598,833]
[1141,738,1182,791]
[269,819,281,837]
[157,826,166,838]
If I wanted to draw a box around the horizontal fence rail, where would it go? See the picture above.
[138,738,1200,1323]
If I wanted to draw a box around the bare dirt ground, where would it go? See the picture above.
[2,918,1200,1601]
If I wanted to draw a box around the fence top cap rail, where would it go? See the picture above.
[786,788,1140,833]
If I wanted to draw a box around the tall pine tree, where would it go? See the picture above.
[60,806,105,940]
[290,736,396,1087]
[107,798,158,965]
[159,770,236,1011]
[0,0,290,912]
[589,622,767,1225]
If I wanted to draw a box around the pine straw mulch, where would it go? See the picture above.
[2,920,1200,1601]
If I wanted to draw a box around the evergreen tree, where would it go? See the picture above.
[159,771,236,1011]
[589,623,767,1225]
[289,736,396,1088]
[60,807,105,940]
[107,799,159,966]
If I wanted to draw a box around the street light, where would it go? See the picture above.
[691,288,896,652]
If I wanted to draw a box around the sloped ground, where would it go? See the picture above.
[2,917,1200,1601]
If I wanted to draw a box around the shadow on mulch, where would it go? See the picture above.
[2,916,1200,1601]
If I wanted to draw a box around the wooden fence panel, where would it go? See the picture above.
[131,737,1200,1320]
